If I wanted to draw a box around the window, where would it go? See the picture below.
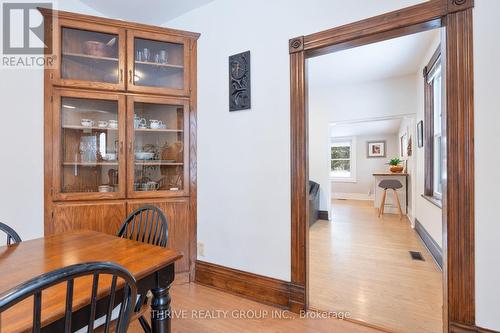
[331,138,356,182]
[424,46,443,202]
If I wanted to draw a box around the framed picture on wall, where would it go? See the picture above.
[417,120,424,148]
[367,141,386,158]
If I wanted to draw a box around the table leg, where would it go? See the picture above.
[151,285,172,333]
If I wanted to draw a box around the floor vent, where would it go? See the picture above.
[409,251,425,261]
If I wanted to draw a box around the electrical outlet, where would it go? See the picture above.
[197,242,205,257]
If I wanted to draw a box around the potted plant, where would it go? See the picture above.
[387,157,404,173]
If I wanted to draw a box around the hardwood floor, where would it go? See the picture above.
[309,199,442,333]
[129,283,383,333]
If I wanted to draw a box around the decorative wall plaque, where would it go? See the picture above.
[229,51,251,111]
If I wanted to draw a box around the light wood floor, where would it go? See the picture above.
[309,199,442,333]
[129,283,383,333]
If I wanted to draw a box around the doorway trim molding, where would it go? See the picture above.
[289,0,476,332]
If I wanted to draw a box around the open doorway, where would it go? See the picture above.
[288,2,475,333]
[306,30,444,332]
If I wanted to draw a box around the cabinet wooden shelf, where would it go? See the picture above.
[43,8,199,282]
[134,161,183,166]
[135,60,184,69]
[63,162,119,166]
[134,128,183,133]
[63,125,119,131]
[63,52,119,62]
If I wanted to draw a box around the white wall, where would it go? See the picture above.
[473,0,500,330]
[0,1,103,242]
[308,99,331,211]
[308,75,417,214]
[310,75,418,123]
[166,0,427,280]
[398,116,417,223]
[331,134,399,199]
[413,31,443,247]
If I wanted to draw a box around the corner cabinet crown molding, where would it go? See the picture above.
[43,8,199,282]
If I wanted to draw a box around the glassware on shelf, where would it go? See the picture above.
[136,50,143,62]
[60,96,120,194]
[133,38,184,89]
[143,48,150,62]
[159,50,168,64]
[79,136,97,163]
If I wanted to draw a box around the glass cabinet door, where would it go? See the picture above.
[127,96,189,198]
[52,90,126,200]
[54,19,126,90]
[127,31,189,96]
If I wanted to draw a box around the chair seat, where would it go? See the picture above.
[378,179,403,190]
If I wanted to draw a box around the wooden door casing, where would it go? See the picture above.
[289,0,476,331]
[126,199,190,276]
[49,201,126,235]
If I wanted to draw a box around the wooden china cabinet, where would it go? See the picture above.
[42,8,199,282]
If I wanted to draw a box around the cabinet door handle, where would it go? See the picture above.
[128,141,133,153]
[129,70,133,83]
[120,69,123,82]
[120,141,124,154]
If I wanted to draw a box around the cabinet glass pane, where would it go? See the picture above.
[62,28,119,83]
[133,102,184,192]
[134,38,184,89]
[60,97,120,193]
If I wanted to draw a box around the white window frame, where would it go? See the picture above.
[330,137,357,183]
[429,63,443,200]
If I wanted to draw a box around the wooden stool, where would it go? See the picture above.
[378,179,403,219]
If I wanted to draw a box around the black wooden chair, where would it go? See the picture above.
[117,205,169,332]
[0,221,22,245]
[0,262,137,333]
[117,205,168,247]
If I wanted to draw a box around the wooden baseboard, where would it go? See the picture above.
[173,271,191,285]
[450,322,500,333]
[415,218,443,269]
[477,326,500,333]
[195,260,298,310]
[332,192,373,201]
[288,283,305,313]
[317,210,329,220]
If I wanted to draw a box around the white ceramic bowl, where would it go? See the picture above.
[135,152,155,160]
[102,153,117,161]
[98,185,113,192]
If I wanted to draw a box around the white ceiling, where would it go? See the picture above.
[331,118,403,138]
[309,28,440,85]
[79,0,214,25]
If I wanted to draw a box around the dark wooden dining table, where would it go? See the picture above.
[0,230,182,333]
